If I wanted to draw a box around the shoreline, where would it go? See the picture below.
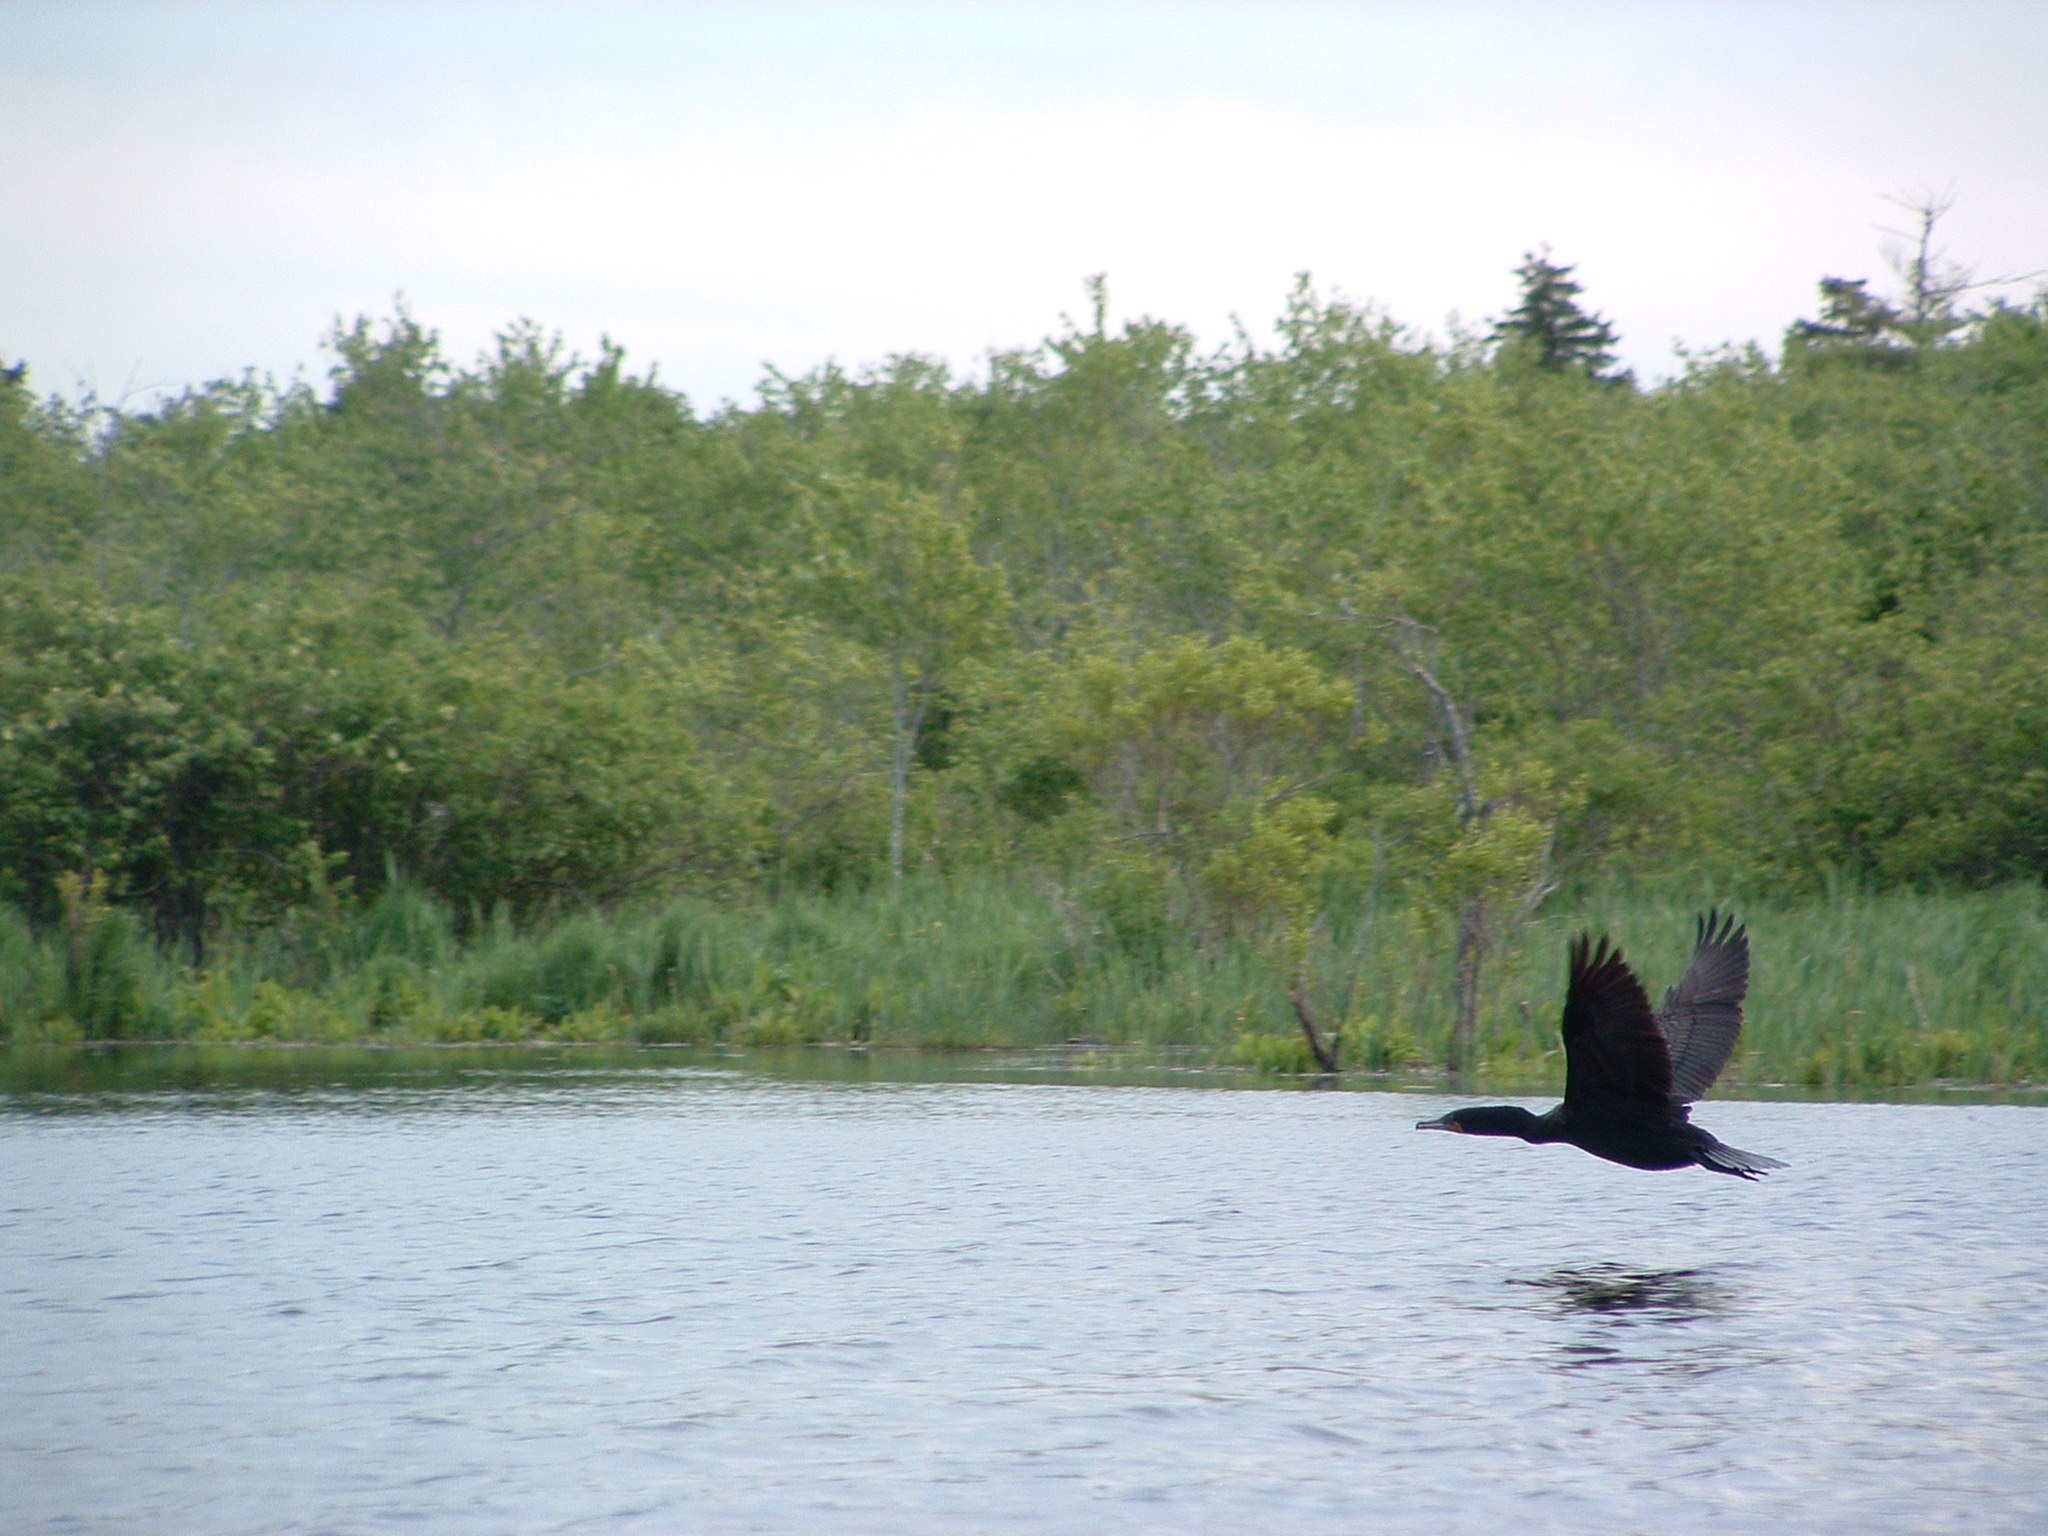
[5,1038,2042,1105]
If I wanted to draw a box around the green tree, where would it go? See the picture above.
[0,580,728,937]
[1492,248,1626,381]
[962,279,1230,641]
[1785,276,1911,366]
[0,362,94,568]
[1046,636,1360,1065]
[802,479,1009,885]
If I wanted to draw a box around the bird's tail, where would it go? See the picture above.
[1699,1139,1787,1180]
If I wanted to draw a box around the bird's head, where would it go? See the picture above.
[1415,1105,1542,1138]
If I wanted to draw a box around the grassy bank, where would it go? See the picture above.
[4,876,2046,1089]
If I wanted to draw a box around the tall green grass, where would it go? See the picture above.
[1472,880,2048,1088]
[2,874,2044,1088]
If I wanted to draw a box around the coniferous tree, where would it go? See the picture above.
[1788,198,2001,366]
[1789,277,1902,343]
[1492,248,1625,381]
[1783,276,1914,369]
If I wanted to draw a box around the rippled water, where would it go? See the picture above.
[4,1054,2046,1533]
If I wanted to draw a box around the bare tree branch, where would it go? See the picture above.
[1382,614,1483,825]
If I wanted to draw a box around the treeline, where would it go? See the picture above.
[3,247,2047,1065]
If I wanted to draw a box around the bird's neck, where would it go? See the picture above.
[1455,1105,1559,1144]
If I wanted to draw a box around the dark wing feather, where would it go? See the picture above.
[1655,910,1750,1103]
[1560,933,1672,1108]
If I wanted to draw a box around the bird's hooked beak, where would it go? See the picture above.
[1416,1113,1464,1133]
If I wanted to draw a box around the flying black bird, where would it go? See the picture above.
[1416,912,1784,1178]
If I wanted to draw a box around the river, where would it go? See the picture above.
[4,1049,2044,1533]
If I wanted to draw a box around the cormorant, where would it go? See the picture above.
[1416,911,1785,1178]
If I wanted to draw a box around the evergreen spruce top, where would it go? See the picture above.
[1492,248,1625,381]
[1789,277,1903,345]
[1782,277,1917,371]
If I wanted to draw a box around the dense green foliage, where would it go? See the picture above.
[4,260,2048,1078]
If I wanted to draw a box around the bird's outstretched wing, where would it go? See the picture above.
[1560,934,1672,1108]
[1655,910,1749,1103]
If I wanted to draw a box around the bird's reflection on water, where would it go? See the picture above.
[1521,1263,1730,1319]
[1517,1264,1743,1374]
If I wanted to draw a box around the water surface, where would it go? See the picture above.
[4,1051,2044,1533]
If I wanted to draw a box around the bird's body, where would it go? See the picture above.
[1417,912,1785,1178]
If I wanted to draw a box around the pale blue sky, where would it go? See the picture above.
[4,3,2045,407]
